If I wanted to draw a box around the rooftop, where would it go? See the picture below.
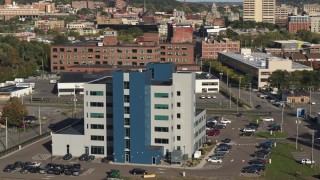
[55,120,84,135]
[196,109,205,116]
[220,52,311,69]
[151,80,172,86]
[59,72,113,83]
[0,86,28,93]
[89,76,113,84]
[196,73,218,80]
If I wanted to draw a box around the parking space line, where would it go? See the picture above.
[52,156,59,161]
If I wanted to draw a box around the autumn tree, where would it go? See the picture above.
[1,98,28,126]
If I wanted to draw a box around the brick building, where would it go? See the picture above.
[287,15,311,33]
[50,31,196,73]
[168,23,194,43]
[197,39,240,60]
[34,20,65,30]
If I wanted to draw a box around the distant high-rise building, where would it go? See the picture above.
[243,0,276,24]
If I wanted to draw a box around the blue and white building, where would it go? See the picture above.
[52,63,206,165]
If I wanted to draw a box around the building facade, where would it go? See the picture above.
[199,39,240,60]
[304,4,320,15]
[288,16,311,33]
[275,4,298,26]
[311,16,320,33]
[243,0,275,24]
[218,50,313,88]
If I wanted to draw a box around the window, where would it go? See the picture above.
[177,102,181,107]
[90,124,104,129]
[155,138,169,144]
[90,102,104,107]
[91,146,104,155]
[154,93,169,98]
[124,95,130,103]
[124,107,130,114]
[125,128,130,137]
[91,135,104,141]
[107,125,113,130]
[177,124,181,129]
[155,115,169,121]
[90,91,103,96]
[154,104,169,109]
[154,127,169,132]
[177,113,181,118]
[177,136,181,141]
[124,81,130,89]
[124,118,130,125]
[177,91,181,96]
[90,113,104,118]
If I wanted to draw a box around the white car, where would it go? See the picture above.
[311,102,316,105]
[243,128,256,132]
[262,117,274,122]
[212,96,217,99]
[29,162,41,167]
[207,157,222,163]
[200,95,206,99]
[207,95,212,99]
[221,119,231,124]
[301,158,314,165]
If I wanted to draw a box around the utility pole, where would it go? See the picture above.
[39,106,42,135]
[249,83,252,104]
[310,130,315,167]
[237,77,242,115]
[226,71,229,88]
[229,84,231,109]
[5,117,8,149]
[296,119,300,150]
[309,87,312,117]
[281,102,284,133]
[183,146,186,177]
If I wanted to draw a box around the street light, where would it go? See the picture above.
[309,130,319,168]
[281,101,285,133]
[249,83,252,104]
[295,118,301,150]
[183,146,186,177]
[237,77,242,115]
[309,87,312,117]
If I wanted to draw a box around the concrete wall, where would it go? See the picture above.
[52,134,85,156]
[195,79,219,93]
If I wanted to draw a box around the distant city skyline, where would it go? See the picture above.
[176,0,242,2]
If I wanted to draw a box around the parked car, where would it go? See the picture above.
[269,126,281,132]
[240,132,254,136]
[101,156,112,163]
[255,105,261,109]
[72,163,81,170]
[63,153,72,160]
[79,154,89,161]
[243,165,265,171]
[249,159,268,165]
[200,95,206,99]
[29,166,40,173]
[215,124,226,129]
[72,169,82,176]
[3,164,16,172]
[236,113,243,117]
[46,167,55,174]
[218,143,231,150]
[106,169,120,179]
[221,119,231,124]
[14,161,24,168]
[207,157,222,163]
[29,162,41,167]
[301,158,314,165]
[253,152,268,158]
[207,130,220,136]
[20,165,29,174]
[18,123,30,128]
[38,167,46,174]
[85,155,95,162]
[53,167,64,175]
[269,123,282,128]
[243,128,256,132]
[242,167,258,173]
[215,149,230,154]
[207,95,212,99]
[262,117,274,122]
[255,149,271,155]
[25,115,38,122]
[248,122,260,129]
[130,168,148,175]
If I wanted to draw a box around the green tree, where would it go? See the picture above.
[1,97,28,126]
[52,34,68,45]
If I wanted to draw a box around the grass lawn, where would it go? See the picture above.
[256,132,289,139]
[265,142,319,179]
[251,116,261,124]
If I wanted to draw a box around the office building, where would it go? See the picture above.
[218,50,313,88]
[51,63,206,165]
[243,0,276,24]
[198,38,240,60]
[304,4,320,16]
[275,4,298,26]
[287,15,311,33]
[311,16,320,33]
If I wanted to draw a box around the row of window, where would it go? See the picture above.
[154,91,181,98]
[52,54,158,60]
[87,113,113,118]
[160,46,188,50]
[53,48,157,53]
[90,135,113,141]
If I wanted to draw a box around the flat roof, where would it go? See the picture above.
[56,120,84,135]
[196,109,205,116]
[0,86,28,92]
[59,72,113,83]
[89,76,113,84]
[151,80,172,86]
[196,73,218,80]
[220,52,311,69]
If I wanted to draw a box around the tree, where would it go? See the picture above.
[52,34,68,45]
[1,97,28,126]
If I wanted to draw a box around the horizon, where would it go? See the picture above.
[176,0,242,2]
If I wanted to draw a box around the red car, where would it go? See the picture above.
[18,123,30,128]
[207,129,220,136]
